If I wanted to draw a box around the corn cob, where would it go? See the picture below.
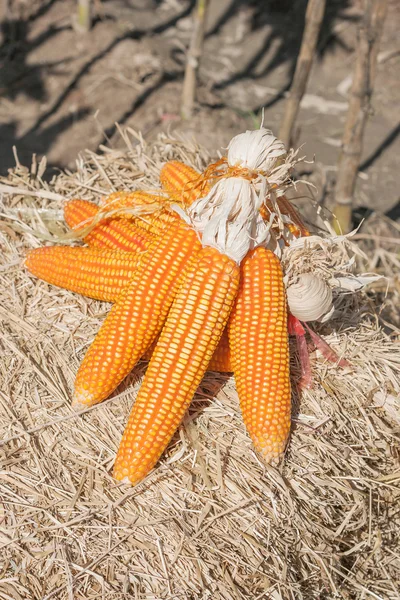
[98,191,179,238]
[73,218,202,408]
[98,191,166,221]
[228,247,291,461]
[113,246,240,485]
[160,161,210,206]
[142,327,232,372]
[206,329,231,372]
[25,246,138,302]
[26,243,232,371]
[64,199,155,252]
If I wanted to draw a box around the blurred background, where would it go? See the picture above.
[0,0,399,224]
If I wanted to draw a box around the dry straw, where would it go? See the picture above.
[0,129,399,600]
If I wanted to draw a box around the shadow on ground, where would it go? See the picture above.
[0,0,356,176]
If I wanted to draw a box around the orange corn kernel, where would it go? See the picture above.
[207,329,232,372]
[142,328,232,372]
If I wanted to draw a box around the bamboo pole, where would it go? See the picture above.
[333,0,388,233]
[279,0,326,149]
[76,0,92,33]
[181,0,210,120]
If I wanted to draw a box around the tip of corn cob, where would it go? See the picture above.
[255,438,289,465]
[24,248,46,274]
[118,476,132,484]
[24,248,35,266]
[71,399,88,411]
[72,389,96,409]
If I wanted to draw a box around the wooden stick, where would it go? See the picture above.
[181,0,210,120]
[279,0,326,148]
[333,0,388,234]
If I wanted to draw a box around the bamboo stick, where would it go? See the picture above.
[76,0,92,33]
[333,0,388,233]
[181,0,210,120]
[279,0,326,149]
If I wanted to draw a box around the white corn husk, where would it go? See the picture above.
[286,274,334,322]
[188,177,271,263]
[283,233,384,292]
[177,128,298,263]
[282,233,385,324]
[227,129,287,173]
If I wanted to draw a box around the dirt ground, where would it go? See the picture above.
[0,0,399,219]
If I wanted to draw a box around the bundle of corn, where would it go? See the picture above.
[23,129,304,486]
[0,129,399,600]
[17,129,388,486]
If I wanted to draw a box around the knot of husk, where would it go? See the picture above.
[189,177,272,264]
[175,128,299,263]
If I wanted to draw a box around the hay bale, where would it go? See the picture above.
[0,130,399,600]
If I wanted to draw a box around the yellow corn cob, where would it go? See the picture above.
[64,199,155,252]
[160,161,210,206]
[26,244,232,371]
[228,247,291,461]
[142,327,232,372]
[207,329,232,372]
[99,191,167,222]
[113,246,240,485]
[98,191,178,237]
[25,246,138,302]
[73,218,202,408]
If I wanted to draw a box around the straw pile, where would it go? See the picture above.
[0,129,399,600]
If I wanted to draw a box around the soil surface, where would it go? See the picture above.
[0,0,399,217]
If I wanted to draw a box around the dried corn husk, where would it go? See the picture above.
[177,128,299,263]
[227,129,286,173]
[286,274,333,322]
[283,233,385,322]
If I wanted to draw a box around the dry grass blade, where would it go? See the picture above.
[0,129,399,599]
